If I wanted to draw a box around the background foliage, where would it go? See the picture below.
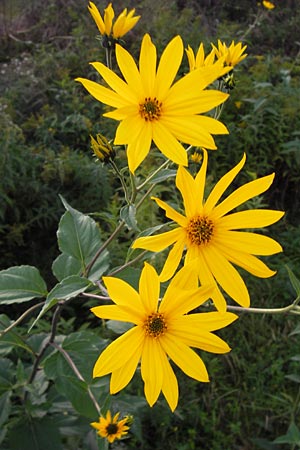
[0,0,300,449]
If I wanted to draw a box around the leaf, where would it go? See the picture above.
[55,375,98,418]
[29,276,92,330]
[57,197,105,269]
[120,203,138,231]
[149,168,177,184]
[286,265,300,297]
[0,391,11,428]
[0,314,34,356]
[8,417,63,450]
[0,266,47,305]
[273,422,300,445]
[52,252,109,283]
[106,320,133,334]
[285,373,300,383]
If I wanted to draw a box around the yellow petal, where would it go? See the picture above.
[161,334,209,382]
[194,149,208,211]
[93,326,144,377]
[75,77,126,108]
[141,337,164,407]
[88,2,105,35]
[91,305,142,324]
[161,353,178,412]
[182,311,238,331]
[169,324,231,354]
[215,243,278,278]
[189,251,227,312]
[152,121,188,166]
[159,237,186,282]
[218,209,285,230]
[175,166,198,217]
[126,122,153,173]
[204,153,246,214]
[91,62,138,103]
[212,173,275,219]
[110,344,142,393]
[203,245,250,307]
[215,231,283,255]
[139,34,157,96]
[132,227,183,252]
[155,35,183,99]
[102,276,143,311]
[152,197,187,226]
[164,90,229,115]
[161,283,213,317]
[114,115,145,143]
[115,43,144,96]
[139,263,160,313]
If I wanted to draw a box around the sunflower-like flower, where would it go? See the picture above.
[76,34,231,173]
[91,263,237,411]
[185,43,217,70]
[212,40,247,68]
[132,151,284,312]
[88,2,140,40]
[91,410,129,443]
[262,0,275,10]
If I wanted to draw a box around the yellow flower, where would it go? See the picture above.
[88,2,140,39]
[91,410,129,443]
[262,0,275,9]
[212,40,247,67]
[132,151,284,312]
[91,263,237,411]
[76,34,231,173]
[185,43,218,71]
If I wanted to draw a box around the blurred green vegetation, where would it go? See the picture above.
[1,0,300,449]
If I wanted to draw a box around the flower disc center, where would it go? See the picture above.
[106,423,118,435]
[144,312,167,338]
[186,215,214,246]
[139,97,162,122]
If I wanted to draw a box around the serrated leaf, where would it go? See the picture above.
[57,197,105,269]
[8,417,63,450]
[0,266,47,305]
[29,276,92,331]
[120,203,138,231]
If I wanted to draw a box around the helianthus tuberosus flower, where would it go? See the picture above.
[90,133,115,163]
[185,43,217,70]
[88,2,140,39]
[212,40,247,67]
[132,151,284,312]
[76,34,231,173]
[91,263,237,411]
[91,410,129,443]
[262,0,275,10]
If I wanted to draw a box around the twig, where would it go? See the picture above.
[0,302,44,337]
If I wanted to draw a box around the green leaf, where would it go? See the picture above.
[29,276,92,330]
[149,168,176,184]
[273,422,300,445]
[0,391,11,428]
[8,417,63,450]
[106,320,133,334]
[286,265,300,297]
[285,373,300,383]
[0,314,34,356]
[120,203,138,231]
[55,375,98,418]
[57,197,105,268]
[52,252,109,283]
[0,266,47,305]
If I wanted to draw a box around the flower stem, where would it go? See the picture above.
[227,297,300,315]
[0,302,44,337]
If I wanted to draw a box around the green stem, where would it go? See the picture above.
[85,220,125,276]
[227,298,300,315]
[108,250,149,277]
[51,342,101,415]
[136,158,170,191]
[0,302,44,337]
[109,160,131,204]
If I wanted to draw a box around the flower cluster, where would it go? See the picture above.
[79,2,284,436]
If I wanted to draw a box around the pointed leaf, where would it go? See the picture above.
[29,276,92,331]
[120,203,138,231]
[52,252,109,283]
[286,265,300,297]
[0,266,47,305]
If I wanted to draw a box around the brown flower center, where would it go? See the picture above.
[106,423,118,435]
[186,215,214,246]
[139,97,162,121]
[144,313,167,338]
